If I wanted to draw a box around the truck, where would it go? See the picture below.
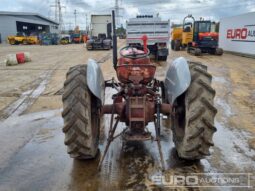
[86,14,112,50]
[126,15,170,61]
[219,12,255,56]
[90,14,112,39]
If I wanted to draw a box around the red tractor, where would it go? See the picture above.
[61,11,217,169]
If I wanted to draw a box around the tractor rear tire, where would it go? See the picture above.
[62,65,100,159]
[174,40,181,51]
[22,40,28,45]
[194,48,202,56]
[158,56,167,61]
[171,40,175,50]
[215,48,223,56]
[9,39,15,45]
[172,62,217,160]
[187,46,191,53]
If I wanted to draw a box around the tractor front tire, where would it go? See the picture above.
[172,62,217,160]
[62,65,100,159]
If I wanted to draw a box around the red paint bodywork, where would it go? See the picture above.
[102,35,171,133]
[199,32,219,40]
[117,47,156,84]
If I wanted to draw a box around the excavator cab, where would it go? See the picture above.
[193,21,213,42]
[187,20,223,55]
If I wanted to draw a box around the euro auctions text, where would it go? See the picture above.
[150,173,253,188]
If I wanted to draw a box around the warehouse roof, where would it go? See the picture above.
[0,11,59,25]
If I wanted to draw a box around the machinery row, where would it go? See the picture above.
[7,12,223,58]
[7,26,89,45]
[85,14,223,59]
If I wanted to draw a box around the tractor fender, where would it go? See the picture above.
[164,57,191,104]
[87,59,105,104]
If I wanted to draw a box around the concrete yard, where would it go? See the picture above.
[0,41,254,190]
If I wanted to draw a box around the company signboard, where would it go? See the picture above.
[219,12,255,55]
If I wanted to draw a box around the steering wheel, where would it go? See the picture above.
[119,46,150,59]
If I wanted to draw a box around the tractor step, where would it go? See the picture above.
[122,130,151,141]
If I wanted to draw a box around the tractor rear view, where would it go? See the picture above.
[61,11,217,169]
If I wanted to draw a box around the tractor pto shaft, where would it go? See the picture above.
[102,103,172,115]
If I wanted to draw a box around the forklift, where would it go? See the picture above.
[187,16,223,56]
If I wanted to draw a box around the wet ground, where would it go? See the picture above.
[0,41,254,190]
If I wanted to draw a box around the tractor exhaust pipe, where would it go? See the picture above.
[112,10,117,70]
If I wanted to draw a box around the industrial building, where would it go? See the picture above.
[0,11,59,43]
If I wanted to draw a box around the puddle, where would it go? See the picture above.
[214,120,255,168]
[215,98,235,117]
[213,76,228,84]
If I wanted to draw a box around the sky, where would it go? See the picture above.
[0,0,254,30]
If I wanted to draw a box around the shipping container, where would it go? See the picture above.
[219,12,255,56]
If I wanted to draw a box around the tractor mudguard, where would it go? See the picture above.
[87,59,105,104]
[164,57,191,104]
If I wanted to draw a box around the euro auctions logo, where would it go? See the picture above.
[150,173,252,188]
[226,25,255,42]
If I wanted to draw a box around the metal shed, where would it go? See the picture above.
[0,11,59,43]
